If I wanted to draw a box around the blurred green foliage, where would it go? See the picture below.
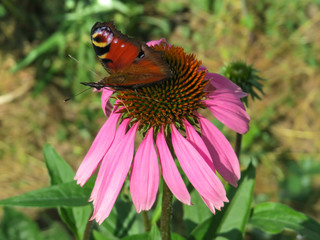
[1,0,319,239]
[1,0,319,94]
[253,0,319,66]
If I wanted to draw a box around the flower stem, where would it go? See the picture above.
[160,181,173,240]
[142,211,151,232]
[82,218,93,240]
[235,133,242,159]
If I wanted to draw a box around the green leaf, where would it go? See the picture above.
[63,3,141,22]
[73,206,93,238]
[214,163,255,239]
[42,222,72,240]
[151,200,162,226]
[10,32,64,73]
[57,205,92,240]
[58,208,78,237]
[117,226,185,240]
[172,233,186,240]
[151,180,163,225]
[100,199,144,238]
[93,229,119,240]
[250,202,320,239]
[187,217,219,240]
[0,207,44,240]
[0,180,93,207]
[43,143,75,185]
[43,144,92,239]
[148,225,161,240]
[189,163,255,240]
[183,190,212,234]
[121,233,149,240]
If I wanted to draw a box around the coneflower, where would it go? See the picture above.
[74,39,250,224]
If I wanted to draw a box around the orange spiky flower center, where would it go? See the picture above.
[116,45,208,130]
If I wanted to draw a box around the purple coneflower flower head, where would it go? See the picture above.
[74,40,250,224]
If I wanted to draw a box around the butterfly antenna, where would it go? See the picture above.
[68,54,100,77]
[64,87,92,102]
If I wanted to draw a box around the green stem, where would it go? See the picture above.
[160,181,173,240]
[235,133,242,159]
[82,217,93,240]
[142,211,151,232]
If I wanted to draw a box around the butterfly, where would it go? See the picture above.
[82,21,172,91]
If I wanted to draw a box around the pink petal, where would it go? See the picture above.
[198,67,246,97]
[90,122,139,224]
[183,120,229,211]
[170,124,227,205]
[104,101,113,117]
[156,126,191,205]
[203,92,250,134]
[101,88,114,117]
[74,111,121,186]
[205,103,249,134]
[202,197,215,214]
[183,119,215,172]
[146,38,168,47]
[206,73,243,92]
[89,118,131,202]
[202,195,226,214]
[206,88,247,101]
[130,128,159,213]
[111,117,131,144]
[197,114,240,187]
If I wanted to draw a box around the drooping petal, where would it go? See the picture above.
[156,126,191,205]
[183,120,229,211]
[206,88,247,101]
[197,114,240,187]
[183,119,215,172]
[74,110,121,186]
[130,128,159,213]
[199,67,245,96]
[170,124,227,205]
[89,118,131,202]
[201,195,227,214]
[202,197,215,214]
[205,72,243,92]
[101,88,114,117]
[90,122,139,224]
[205,102,249,134]
[203,91,250,134]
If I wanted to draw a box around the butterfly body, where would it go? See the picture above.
[84,21,172,90]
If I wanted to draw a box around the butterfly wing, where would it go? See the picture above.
[105,44,172,88]
[91,21,171,89]
[91,21,140,73]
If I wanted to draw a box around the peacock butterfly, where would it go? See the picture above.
[82,21,172,90]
